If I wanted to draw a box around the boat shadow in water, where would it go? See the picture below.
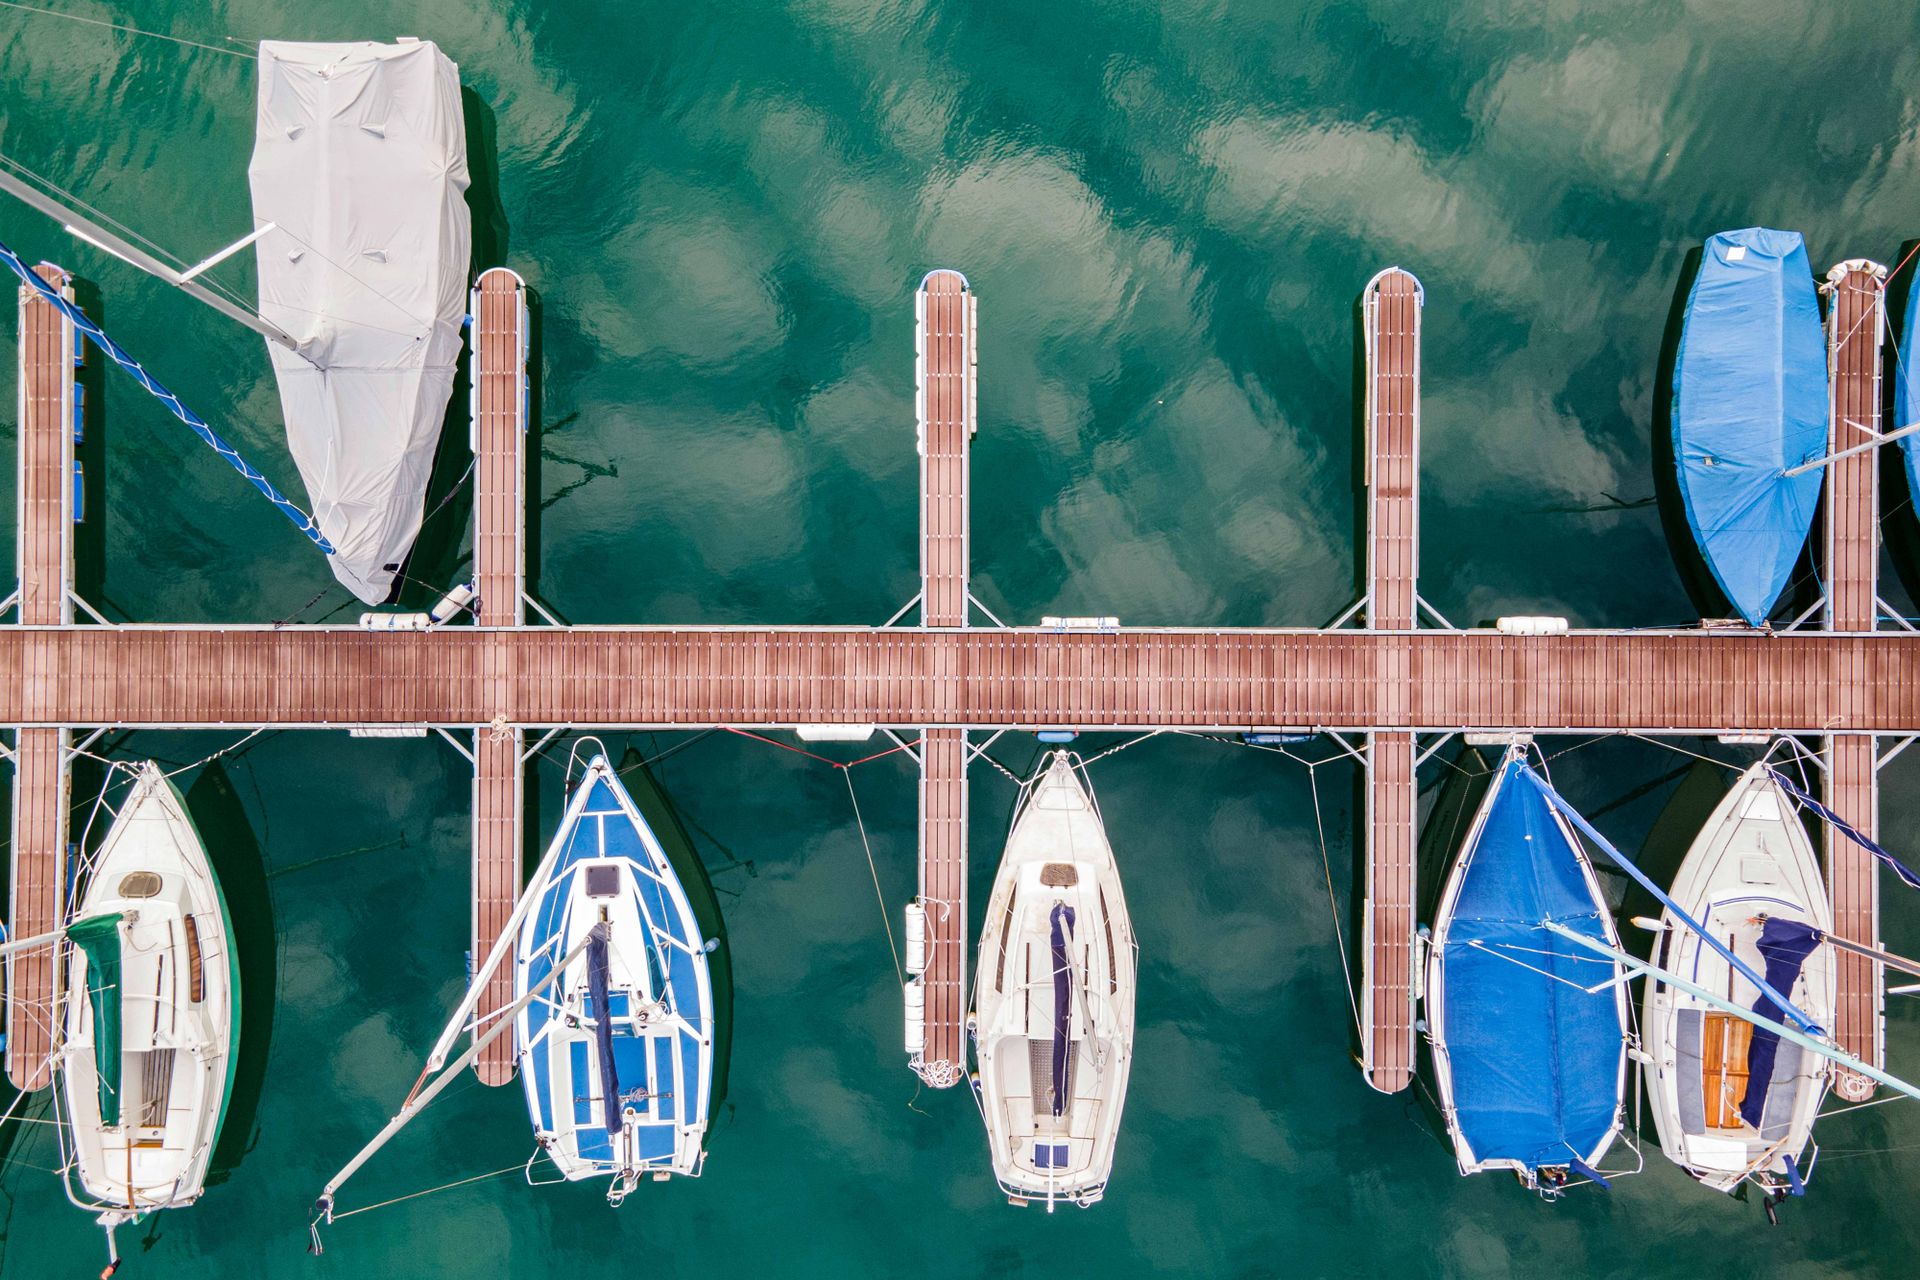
[617,746,735,1123]
[182,760,276,1189]
[391,86,518,611]
[1651,246,1823,627]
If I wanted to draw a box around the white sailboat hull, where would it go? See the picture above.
[60,763,236,1222]
[971,753,1136,1207]
[1642,763,1834,1193]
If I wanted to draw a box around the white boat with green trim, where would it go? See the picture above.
[58,762,238,1274]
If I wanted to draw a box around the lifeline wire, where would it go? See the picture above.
[0,238,335,553]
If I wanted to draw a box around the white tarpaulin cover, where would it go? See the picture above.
[249,39,470,603]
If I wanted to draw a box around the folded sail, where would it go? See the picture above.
[1671,229,1826,626]
[248,39,471,603]
[67,913,126,1128]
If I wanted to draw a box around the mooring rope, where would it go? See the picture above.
[844,768,904,985]
[0,0,252,58]
[324,1160,529,1221]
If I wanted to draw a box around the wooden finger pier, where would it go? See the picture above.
[7,259,1916,1114]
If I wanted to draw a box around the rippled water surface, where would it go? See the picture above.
[3,3,1920,1276]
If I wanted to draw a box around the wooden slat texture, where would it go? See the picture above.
[1825,263,1882,633]
[473,269,527,628]
[9,265,74,1091]
[918,270,973,628]
[6,728,67,1091]
[0,626,1916,731]
[1365,269,1419,630]
[468,268,529,1083]
[1825,733,1881,1101]
[472,729,521,1084]
[915,727,967,1085]
[1362,730,1415,1092]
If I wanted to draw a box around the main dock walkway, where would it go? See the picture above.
[10,257,1913,1102]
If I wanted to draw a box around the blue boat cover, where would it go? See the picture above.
[1440,758,1623,1172]
[1672,229,1827,626]
[1900,270,1920,506]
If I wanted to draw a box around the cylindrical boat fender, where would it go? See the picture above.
[903,979,926,1054]
[903,901,927,974]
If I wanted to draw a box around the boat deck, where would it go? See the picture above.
[7,265,75,1090]
[7,261,1908,1103]
[1824,262,1887,1099]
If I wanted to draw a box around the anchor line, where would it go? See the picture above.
[0,239,335,554]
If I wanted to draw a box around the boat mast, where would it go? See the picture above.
[312,924,608,1237]
[0,165,315,364]
[1542,921,1920,1104]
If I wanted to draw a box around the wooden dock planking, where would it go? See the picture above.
[8,265,75,1091]
[918,270,974,629]
[1359,270,1422,1093]
[468,268,530,1083]
[916,727,967,1084]
[1822,261,1887,1099]
[911,270,974,1086]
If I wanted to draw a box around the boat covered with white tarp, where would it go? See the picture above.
[248,38,471,604]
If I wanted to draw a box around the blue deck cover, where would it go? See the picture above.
[1672,229,1826,626]
[1440,758,1624,1172]
[1900,270,1920,504]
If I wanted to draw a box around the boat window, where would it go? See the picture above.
[184,914,205,1003]
[993,893,1015,993]
[1098,887,1118,994]
[118,871,163,899]
[584,864,622,899]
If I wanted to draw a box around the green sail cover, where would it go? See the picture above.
[68,913,124,1127]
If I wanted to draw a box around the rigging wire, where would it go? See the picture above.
[0,0,253,58]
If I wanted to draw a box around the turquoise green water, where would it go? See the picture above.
[3,2,1920,1275]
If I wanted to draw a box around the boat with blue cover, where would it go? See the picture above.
[514,750,715,1200]
[1900,261,1920,507]
[1420,746,1630,1196]
[1671,228,1827,627]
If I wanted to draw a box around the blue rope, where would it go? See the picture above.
[1769,767,1920,891]
[0,238,335,555]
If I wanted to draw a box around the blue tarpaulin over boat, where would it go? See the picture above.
[1900,268,1920,505]
[1739,917,1823,1129]
[1440,758,1624,1173]
[1672,228,1826,627]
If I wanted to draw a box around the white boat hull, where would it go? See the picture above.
[1642,762,1834,1193]
[60,762,236,1224]
[971,753,1136,1207]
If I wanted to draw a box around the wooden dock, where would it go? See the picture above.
[910,270,976,1086]
[469,268,530,1084]
[9,259,1916,1110]
[7,264,76,1090]
[1358,268,1420,1093]
[1823,260,1887,1098]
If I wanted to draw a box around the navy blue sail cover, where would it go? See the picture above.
[1049,903,1076,1117]
[1442,758,1624,1171]
[1672,229,1827,627]
[587,927,622,1136]
[1739,917,1823,1128]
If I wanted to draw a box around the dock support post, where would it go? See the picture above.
[908,270,974,1086]
[1358,267,1422,1094]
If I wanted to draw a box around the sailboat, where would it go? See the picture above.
[0,36,470,605]
[53,763,237,1275]
[1641,763,1834,1195]
[1420,747,1630,1196]
[313,746,713,1237]
[1900,261,1920,506]
[970,752,1136,1210]
[248,39,472,604]
[1670,228,1827,627]
[513,751,715,1197]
